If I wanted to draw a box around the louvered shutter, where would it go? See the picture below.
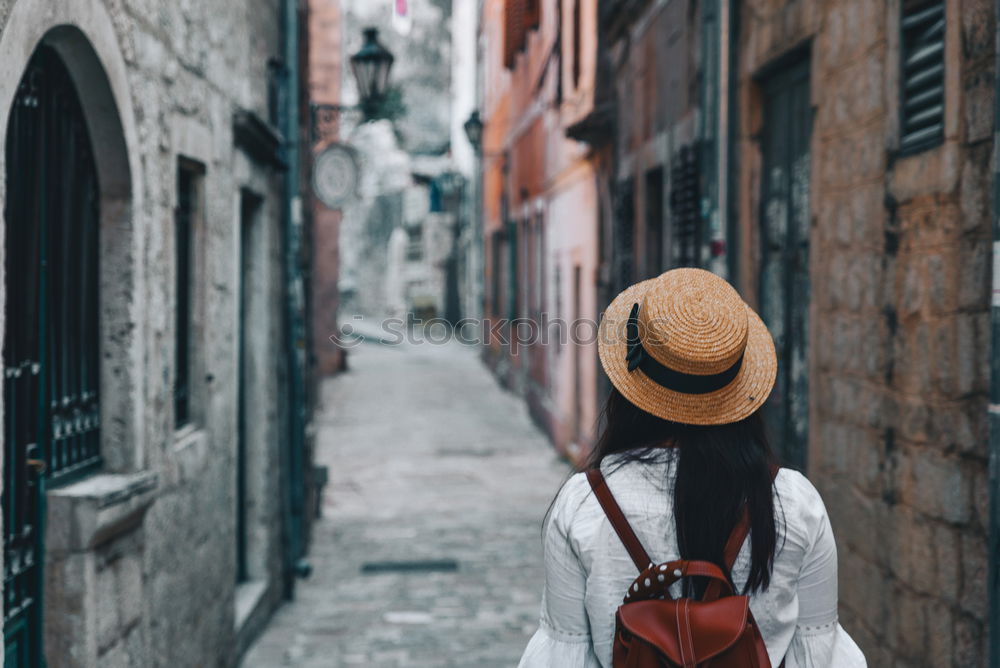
[900,1,945,153]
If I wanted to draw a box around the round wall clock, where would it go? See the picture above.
[312,143,359,209]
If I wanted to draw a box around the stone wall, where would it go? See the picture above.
[0,0,297,665]
[335,0,459,323]
[734,1,992,665]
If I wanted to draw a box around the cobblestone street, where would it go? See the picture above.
[241,340,570,667]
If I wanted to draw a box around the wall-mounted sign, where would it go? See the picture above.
[313,142,359,209]
[392,0,412,35]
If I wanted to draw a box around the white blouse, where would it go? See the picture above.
[518,449,867,668]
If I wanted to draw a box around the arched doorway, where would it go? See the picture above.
[3,44,101,667]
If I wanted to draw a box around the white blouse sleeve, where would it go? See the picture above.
[785,479,867,668]
[519,475,602,668]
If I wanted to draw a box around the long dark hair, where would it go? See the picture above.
[587,388,779,594]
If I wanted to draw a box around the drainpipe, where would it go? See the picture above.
[716,0,730,281]
[989,0,1000,659]
[724,0,740,286]
[698,0,723,275]
[281,0,308,597]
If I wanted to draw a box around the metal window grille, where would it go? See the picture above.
[4,45,102,661]
[670,145,701,268]
[900,1,945,154]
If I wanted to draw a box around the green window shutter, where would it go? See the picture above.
[900,1,945,154]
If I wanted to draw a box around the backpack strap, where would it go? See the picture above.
[586,464,781,579]
[586,469,653,570]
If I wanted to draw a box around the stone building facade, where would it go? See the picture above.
[335,0,469,325]
[0,0,314,666]
[483,0,995,664]
[479,0,605,460]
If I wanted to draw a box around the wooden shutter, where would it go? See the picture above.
[504,0,526,69]
[525,0,540,30]
[900,1,944,154]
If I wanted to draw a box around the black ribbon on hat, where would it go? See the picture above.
[625,302,744,395]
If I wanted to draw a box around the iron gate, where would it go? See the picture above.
[3,45,102,667]
[758,57,811,471]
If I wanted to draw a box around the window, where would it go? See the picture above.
[521,217,531,319]
[6,47,103,488]
[507,220,519,320]
[525,0,540,29]
[554,262,563,329]
[645,168,665,278]
[504,0,526,69]
[429,181,443,213]
[670,145,701,268]
[614,179,635,291]
[491,230,504,318]
[572,0,582,89]
[406,224,423,261]
[525,217,536,316]
[175,160,203,429]
[900,1,944,154]
[535,211,546,317]
[236,191,262,584]
[532,213,547,382]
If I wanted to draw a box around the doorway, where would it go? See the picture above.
[757,56,812,470]
[3,46,102,667]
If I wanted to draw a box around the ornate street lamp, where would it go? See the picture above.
[350,28,395,119]
[311,27,395,143]
[310,27,396,209]
[463,110,484,152]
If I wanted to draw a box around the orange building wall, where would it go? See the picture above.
[308,0,344,376]
[480,0,602,461]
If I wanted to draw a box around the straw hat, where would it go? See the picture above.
[598,267,777,425]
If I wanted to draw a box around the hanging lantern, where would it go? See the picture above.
[350,28,395,117]
[463,110,484,151]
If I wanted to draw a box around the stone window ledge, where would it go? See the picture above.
[46,470,158,555]
[234,579,268,632]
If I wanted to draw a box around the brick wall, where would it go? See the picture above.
[734,1,992,665]
[308,0,345,376]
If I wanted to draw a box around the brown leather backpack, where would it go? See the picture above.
[587,469,781,668]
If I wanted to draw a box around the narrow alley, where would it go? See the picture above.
[1,0,996,665]
[241,340,570,667]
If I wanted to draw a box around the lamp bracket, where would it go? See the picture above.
[310,103,363,144]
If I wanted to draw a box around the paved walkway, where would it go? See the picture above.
[241,340,570,667]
